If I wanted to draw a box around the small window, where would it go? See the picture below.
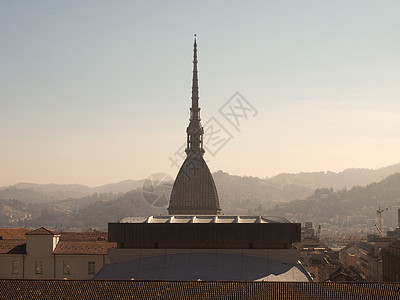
[35,261,42,274]
[12,261,19,274]
[88,261,95,275]
[63,261,70,275]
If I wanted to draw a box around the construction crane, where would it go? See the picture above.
[375,224,383,238]
[376,205,388,237]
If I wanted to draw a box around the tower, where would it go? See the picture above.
[105,37,304,282]
[168,37,221,215]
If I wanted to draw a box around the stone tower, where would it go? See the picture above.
[168,37,221,215]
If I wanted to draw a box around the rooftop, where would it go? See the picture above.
[53,240,116,255]
[26,227,59,235]
[0,228,29,240]
[0,240,26,254]
[0,229,115,255]
[55,232,115,255]
[109,217,300,247]
[119,215,291,224]
[94,253,312,281]
[59,232,109,242]
[1,280,399,300]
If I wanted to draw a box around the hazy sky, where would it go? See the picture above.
[1,1,399,187]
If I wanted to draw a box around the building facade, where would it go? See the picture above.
[338,237,396,281]
[101,215,309,281]
[0,227,115,279]
[382,241,400,282]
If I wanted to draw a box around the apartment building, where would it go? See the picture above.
[0,227,116,279]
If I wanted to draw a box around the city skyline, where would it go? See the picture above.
[1,1,399,187]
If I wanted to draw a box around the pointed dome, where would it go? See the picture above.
[168,154,220,215]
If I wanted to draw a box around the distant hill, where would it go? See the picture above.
[0,180,145,203]
[1,170,400,231]
[10,182,91,193]
[92,179,145,194]
[0,183,92,202]
[0,190,165,230]
[213,171,313,214]
[268,163,400,190]
[3,162,399,204]
[2,163,400,231]
[266,172,400,229]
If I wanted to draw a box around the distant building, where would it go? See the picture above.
[339,243,357,269]
[0,227,116,279]
[338,237,395,281]
[386,228,400,238]
[301,222,316,239]
[295,237,340,282]
[382,240,400,282]
[326,266,363,282]
[386,208,400,238]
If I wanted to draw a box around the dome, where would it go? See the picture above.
[168,154,220,215]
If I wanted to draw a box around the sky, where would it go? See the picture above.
[1,1,399,187]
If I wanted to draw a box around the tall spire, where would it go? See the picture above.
[186,34,204,156]
[168,36,221,215]
[191,34,199,110]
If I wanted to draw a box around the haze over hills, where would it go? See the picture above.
[1,163,399,204]
[266,172,400,233]
[1,163,400,232]
[268,163,400,190]
[1,171,400,232]
[0,180,146,203]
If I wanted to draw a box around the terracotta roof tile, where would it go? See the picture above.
[53,241,116,255]
[0,280,399,300]
[0,228,29,240]
[59,232,109,242]
[26,227,59,235]
[0,240,26,254]
[53,232,115,255]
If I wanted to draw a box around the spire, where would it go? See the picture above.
[186,35,204,156]
[191,34,199,110]
[168,36,221,215]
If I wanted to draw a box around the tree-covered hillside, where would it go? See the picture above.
[1,170,400,232]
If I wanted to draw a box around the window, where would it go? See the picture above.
[88,261,95,275]
[35,261,42,274]
[63,261,70,275]
[12,261,19,274]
